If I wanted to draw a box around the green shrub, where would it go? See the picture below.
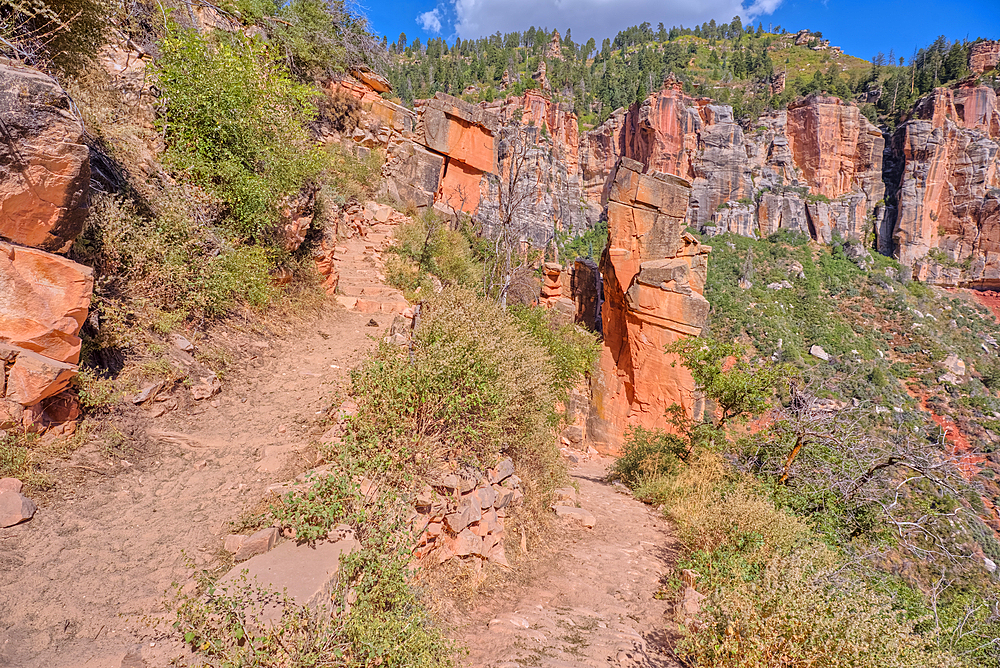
[204,246,278,314]
[271,471,365,542]
[508,305,599,396]
[386,212,481,298]
[74,193,281,338]
[348,288,559,472]
[346,288,569,535]
[557,220,607,262]
[609,426,687,488]
[73,368,121,413]
[156,25,328,239]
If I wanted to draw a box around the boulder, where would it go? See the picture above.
[0,63,91,253]
[0,478,22,493]
[810,345,831,362]
[445,495,482,533]
[233,526,279,561]
[943,354,966,376]
[279,188,316,252]
[0,490,36,527]
[5,347,76,406]
[0,242,93,364]
[383,140,445,209]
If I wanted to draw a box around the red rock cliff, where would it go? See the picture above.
[589,159,710,454]
[890,85,1000,287]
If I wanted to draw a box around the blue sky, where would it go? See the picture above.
[361,0,999,63]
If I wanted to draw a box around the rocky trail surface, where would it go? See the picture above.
[455,458,682,668]
[0,201,682,667]
[0,307,387,667]
[0,222,406,667]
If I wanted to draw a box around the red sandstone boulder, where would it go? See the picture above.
[0,242,93,365]
[0,63,91,253]
[0,489,36,527]
[4,346,77,406]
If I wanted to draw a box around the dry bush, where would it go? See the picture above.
[347,287,567,531]
[682,545,965,668]
[315,88,362,133]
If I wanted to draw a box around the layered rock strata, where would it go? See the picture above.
[971,41,1000,76]
[888,84,1000,287]
[0,62,93,432]
[588,159,710,454]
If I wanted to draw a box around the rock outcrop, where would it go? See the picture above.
[887,84,1000,287]
[588,160,710,454]
[971,40,1000,76]
[0,63,93,432]
[0,62,91,253]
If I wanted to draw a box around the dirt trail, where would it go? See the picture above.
[0,205,682,667]
[456,458,682,668]
[0,308,391,668]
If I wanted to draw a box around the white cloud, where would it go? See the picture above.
[417,8,444,33]
[450,0,783,40]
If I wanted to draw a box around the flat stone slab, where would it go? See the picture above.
[220,538,358,624]
[551,505,596,528]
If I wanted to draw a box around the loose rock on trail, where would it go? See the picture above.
[455,457,682,668]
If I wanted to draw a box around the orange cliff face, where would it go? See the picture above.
[889,85,1000,287]
[588,159,710,455]
[786,95,884,201]
[970,40,1000,76]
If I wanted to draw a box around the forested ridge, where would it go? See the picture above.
[386,18,994,129]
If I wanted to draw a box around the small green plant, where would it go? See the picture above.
[508,304,599,396]
[72,368,121,413]
[609,425,687,488]
[666,338,790,427]
[271,471,365,542]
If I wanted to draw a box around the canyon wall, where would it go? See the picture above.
[0,62,94,433]
[332,61,1000,449]
[887,83,1000,287]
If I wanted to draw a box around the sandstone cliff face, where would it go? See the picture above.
[589,159,710,454]
[971,40,1000,76]
[888,85,1000,287]
[0,63,93,432]
[337,77,885,251]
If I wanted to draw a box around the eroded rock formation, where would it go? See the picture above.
[0,63,93,432]
[588,160,710,454]
[971,40,1000,76]
[888,84,1000,287]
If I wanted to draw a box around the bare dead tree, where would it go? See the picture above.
[481,119,541,309]
[743,382,978,564]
